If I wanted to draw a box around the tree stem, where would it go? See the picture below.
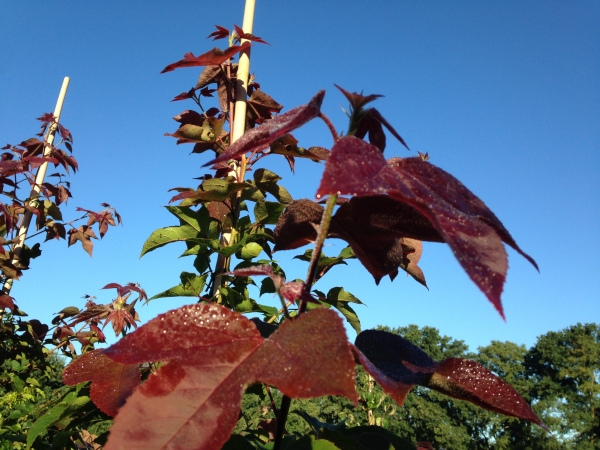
[274,193,338,449]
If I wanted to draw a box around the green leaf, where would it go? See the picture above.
[253,168,293,204]
[239,242,263,260]
[254,201,285,224]
[240,185,265,203]
[221,434,257,450]
[260,277,277,296]
[25,377,40,387]
[219,286,258,313]
[327,287,363,305]
[166,205,210,233]
[339,246,356,259]
[11,376,25,393]
[339,426,416,450]
[140,225,201,257]
[52,430,79,449]
[333,302,361,335]
[62,395,91,417]
[254,168,282,185]
[43,200,63,221]
[320,287,363,334]
[25,390,79,449]
[149,273,207,301]
[286,435,341,450]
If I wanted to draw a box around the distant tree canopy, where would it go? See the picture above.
[238,323,599,449]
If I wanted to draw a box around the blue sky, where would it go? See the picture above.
[1,1,598,352]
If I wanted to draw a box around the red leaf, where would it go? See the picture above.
[334,84,382,111]
[229,265,276,279]
[160,42,251,74]
[97,304,355,450]
[0,294,15,312]
[67,225,97,257]
[317,136,538,318]
[62,350,140,417]
[205,90,325,166]
[272,199,323,251]
[233,24,270,45]
[274,198,429,285]
[354,329,547,431]
[207,25,229,41]
[171,88,196,102]
[429,358,546,427]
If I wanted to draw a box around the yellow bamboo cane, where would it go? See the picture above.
[3,77,70,294]
[211,1,256,299]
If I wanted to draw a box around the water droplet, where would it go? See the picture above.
[212,314,217,319]
[337,191,341,195]
[183,321,187,325]
[163,330,166,333]
[200,320,204,325]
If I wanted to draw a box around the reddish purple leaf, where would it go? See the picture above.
[67,225,97,257]
[354,330,546,430]
[0,294,15,312]
[160,42,251,74]
[317,136,538,318]
[233,24,270,45]
[229,265,276,279]
[96,304,355,450]
[205,90,325,166]
[171,88,196,102]
[279,281,318,304]
[62,349,140,417]
[335,84,383,111]
[274,198,429,285]
[207,25,229,41]
[273,199,324,251]
[429,358,546,428]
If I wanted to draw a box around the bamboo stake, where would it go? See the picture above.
[2,77,70,295]
[211,0,256,298]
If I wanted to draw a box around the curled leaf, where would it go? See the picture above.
[205,91,325,166]
[354,329,547,431]
[317,136,538,318]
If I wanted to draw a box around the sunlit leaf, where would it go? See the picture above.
[317,136,538,317]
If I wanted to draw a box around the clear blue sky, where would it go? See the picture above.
[1,1,598,352]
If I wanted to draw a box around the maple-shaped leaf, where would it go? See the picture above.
[335,85,409,152]
[330,196,431,285]
[91,304,356,450]
[62,349,140,417]
[67,225,97,257]
[354,329,547,431]
[171,87,196,102]
[273,198,428,285]
[161,42,251,73]
[205,91,325,166]
[335,84,383,111]
[102,282,147,301]
[246,89,283,129]
[233,24,269,45]
[316,136,538,318]
[77,207,120,238]
[207,24,229,41]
